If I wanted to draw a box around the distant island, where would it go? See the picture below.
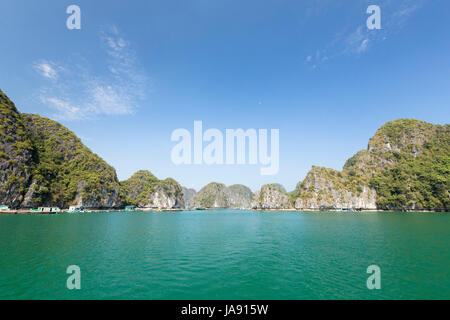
[1,89,448,213]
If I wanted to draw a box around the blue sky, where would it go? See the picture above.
[0,0,449,191]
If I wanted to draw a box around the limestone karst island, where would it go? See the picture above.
[1,89,448,214]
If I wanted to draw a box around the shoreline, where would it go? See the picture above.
[1,208,448,215]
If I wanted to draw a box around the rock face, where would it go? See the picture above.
[2,89,447,212]
[21,114,121,209]
[293,119,449,211]
[0,90,34,208]
[193,183,229,208]
[182,187,197,210]
[0,89,121,209]
[120,170,184,209]
[293,166,377,210]
[193,182,253,209]
[228,184,254,209]
[148,181,184,209]
[252,184,292,210]
[366,119,449,211]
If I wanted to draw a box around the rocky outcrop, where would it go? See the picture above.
[182,187,197,210]
[193,183,230,208]
[2,89,447,212]
[292,119,449,211]
[73,180,120,209]
[120,171,184,209]
[0,89,121,209]
[193,182,253,209]
[251,184,292,210]
[147,179,184,209]
[293,167,377,210]
[21,114,121,209]
[0,90,34,208]
[228,184,253,209]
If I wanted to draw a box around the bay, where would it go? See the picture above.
[0,210,448,300]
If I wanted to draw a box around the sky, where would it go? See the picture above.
[0,0,449,192]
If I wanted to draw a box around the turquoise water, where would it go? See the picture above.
[0,210,449,300]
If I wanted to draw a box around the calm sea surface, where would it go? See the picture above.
[0,210,448,300]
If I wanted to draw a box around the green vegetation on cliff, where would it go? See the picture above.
[1,89,448,212]
[0,89,120,209]
[1,89,187,210]
[21,114,120,208]
[120,170,184,208]
[194,182,229,208]
[0,90,35,207]
[253,184,291,209]
[120,170,159,206]
[292,119,449,211]
[193,183,253,209]
[367,120,449,210]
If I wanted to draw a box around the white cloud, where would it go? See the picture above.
[395,3,420,19]
[34,61,58,79]
[305,0,428,68]
[87,85,134,116]
[35,26,147,121]
[40,96,83,121]
[345,26,366,53]
[357,39,370,53]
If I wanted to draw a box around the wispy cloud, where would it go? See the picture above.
[344,26,371,54]
[358,39,370,53]
[39,96,82,120]
[305,0,428,68]
[34,26,147,121]
[34,61,59,79]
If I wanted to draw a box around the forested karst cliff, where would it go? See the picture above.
[291,119,449,211]
[182,187,197,210]
[0,89,121,209]
[251,184,291,210]
[0,90,183,210]
[193,183,253,209]
[22,114,122,209]
[1,89,448,211]
[0,90,34,208]
[120,170,184,209]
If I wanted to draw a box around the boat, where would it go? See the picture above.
[68,205,86,213]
